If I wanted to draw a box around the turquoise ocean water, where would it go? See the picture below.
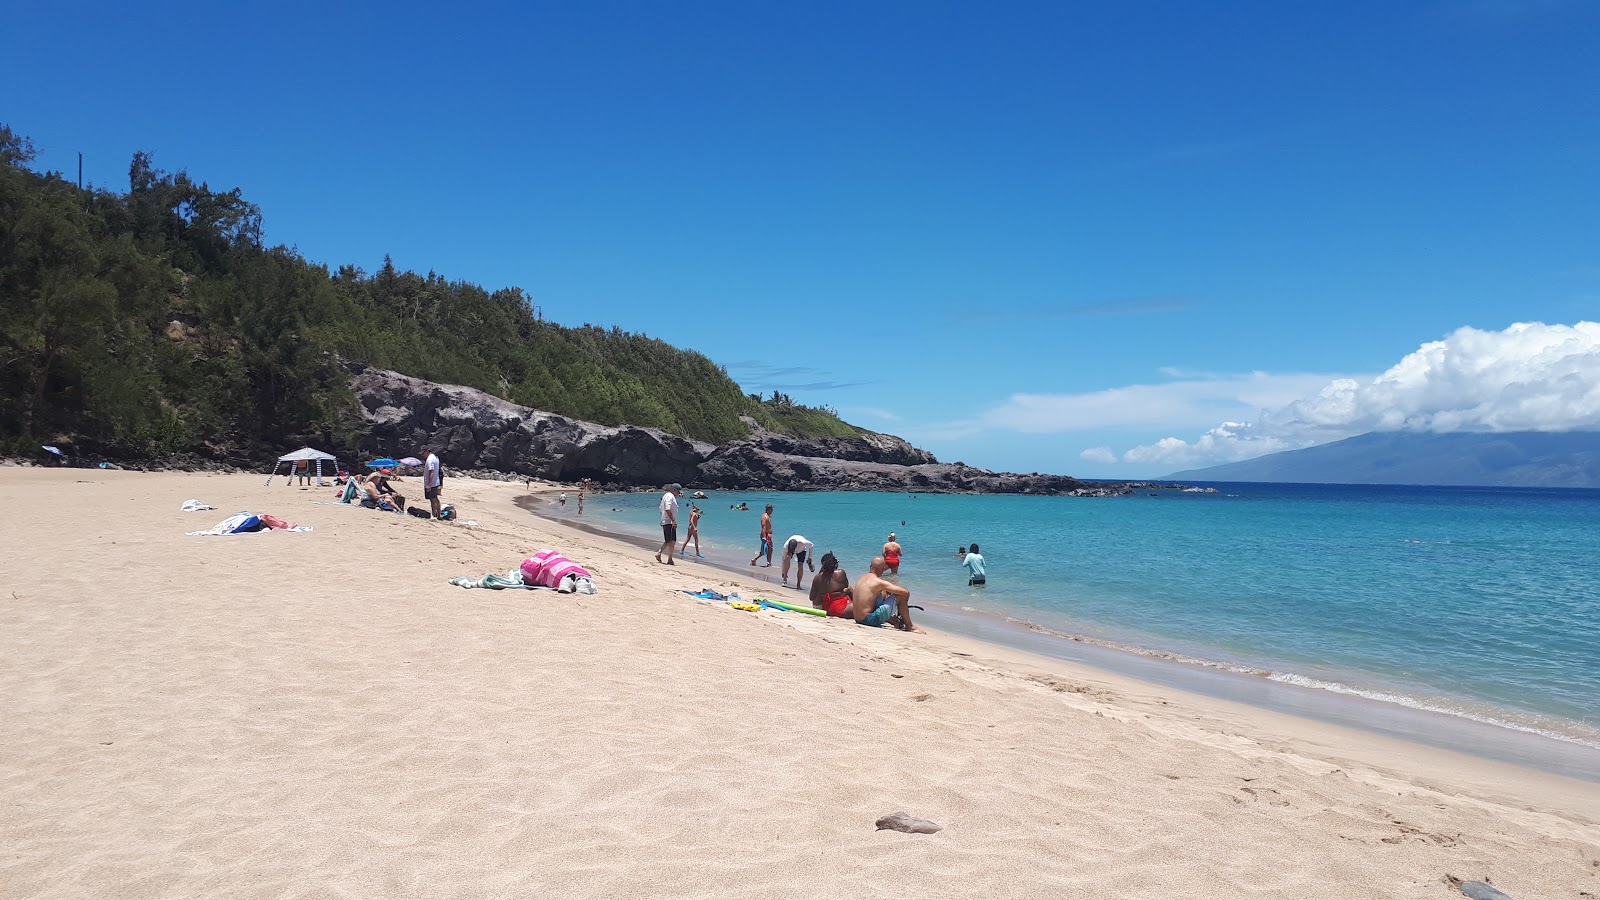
[551,483,1600,772]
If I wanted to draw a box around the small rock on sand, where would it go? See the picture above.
[875,813,941,834]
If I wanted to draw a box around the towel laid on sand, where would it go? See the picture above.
[450,571,547,590]
[187,512,313,536]
[179,499,216,512]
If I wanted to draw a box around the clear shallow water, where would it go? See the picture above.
[560,483,1600,757]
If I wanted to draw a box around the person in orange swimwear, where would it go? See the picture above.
[882,532,902,575]
[808,551,852,616]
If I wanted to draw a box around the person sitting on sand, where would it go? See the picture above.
[882,532,903,575]
[848,557,922,632]
[366,470,406,513]
[808,552,852,616]
[781,534,815,589]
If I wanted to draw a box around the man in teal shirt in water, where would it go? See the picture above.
[961,543,986,586]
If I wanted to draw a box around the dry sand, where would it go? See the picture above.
[1,468,1597,899]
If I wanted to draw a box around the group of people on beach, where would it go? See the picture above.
[345,448,448,519]
[650,483,994,631]
[650,487,921,631]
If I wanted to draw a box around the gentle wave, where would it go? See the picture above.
[999,611,1600,750]
[1263,672,1600,750]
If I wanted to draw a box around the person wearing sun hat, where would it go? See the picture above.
[656,482,684,565]
[366,467,406,513]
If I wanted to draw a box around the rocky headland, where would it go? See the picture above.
[350,364,1173,496]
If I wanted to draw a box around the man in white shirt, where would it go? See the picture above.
[781,534,815,590]
[656,482,684,565]
[422,449,443,519]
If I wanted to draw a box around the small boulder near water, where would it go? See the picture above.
[875,813,941,834]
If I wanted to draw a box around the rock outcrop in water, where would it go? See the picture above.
[348,363,1151,495]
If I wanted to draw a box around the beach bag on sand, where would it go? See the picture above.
[407,506,431,519]
[439,503,456,521]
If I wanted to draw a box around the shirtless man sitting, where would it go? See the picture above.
[848,556,923,632]
[808,552,852,616]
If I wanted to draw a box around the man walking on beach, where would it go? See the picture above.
[849,557,922,632]
[780,534,815,590]
[422,448,443,519]
[749,504,774,567]
[657,482,683,565]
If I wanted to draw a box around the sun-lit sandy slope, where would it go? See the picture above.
[1,469,1596,899]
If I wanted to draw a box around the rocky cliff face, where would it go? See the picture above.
[349,363,1115,494]
[349,363,710,485]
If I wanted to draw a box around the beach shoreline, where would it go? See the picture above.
[3,469,1598,899]
[521,490,1600,783]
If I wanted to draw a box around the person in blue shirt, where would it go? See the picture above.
[960,543,986,586]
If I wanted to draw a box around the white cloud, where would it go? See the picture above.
[968,371,1346,435]
[842,406,903,422]
[1079,447,1118,464]
[1123,321,1600,467]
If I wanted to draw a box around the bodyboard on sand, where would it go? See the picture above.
[758,598,826,616]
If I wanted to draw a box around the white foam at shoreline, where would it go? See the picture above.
[1265,672,1600,750]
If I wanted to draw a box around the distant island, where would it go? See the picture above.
[1167,431,1600,488]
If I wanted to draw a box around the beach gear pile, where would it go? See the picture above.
[450,549,597,593]
[678,588,826,616]
[186,512,313,536]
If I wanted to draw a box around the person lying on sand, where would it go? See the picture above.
[849,557,922,632]
[808,551,852,616]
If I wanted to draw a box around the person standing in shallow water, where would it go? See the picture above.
[882,532,902,575]
[680,502,704,558]
[961,542,986,586]
[749,504,774,567]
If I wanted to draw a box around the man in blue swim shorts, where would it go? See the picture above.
[847,557,922,632]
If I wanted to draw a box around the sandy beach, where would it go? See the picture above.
[1,468,1597,899]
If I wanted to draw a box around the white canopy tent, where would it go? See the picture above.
[266,447,339,487]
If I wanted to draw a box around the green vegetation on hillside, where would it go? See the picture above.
[0,125,857,459]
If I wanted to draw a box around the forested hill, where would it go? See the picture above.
[0,125,858,461]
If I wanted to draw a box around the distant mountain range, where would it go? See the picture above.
[1166,431,1600,488]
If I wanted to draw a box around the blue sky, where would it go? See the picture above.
[6,1,1598,477]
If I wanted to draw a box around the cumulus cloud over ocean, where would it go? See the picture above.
[1124,321,1600,467]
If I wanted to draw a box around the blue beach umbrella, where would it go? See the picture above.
[366,457,400,468]
[42,445,63,456]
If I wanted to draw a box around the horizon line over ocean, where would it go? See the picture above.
[532,481,1600,781]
